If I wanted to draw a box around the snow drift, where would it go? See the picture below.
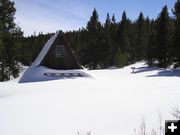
[0,62,180,135]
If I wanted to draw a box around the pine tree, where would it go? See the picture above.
[0,0,20,81]
[173,0,180,68]
[115,11,130,67]
[112,14,116,24]
[13,26,24,63]
[155,5,172,67]
[109,14,118,65]
[146,20,157,66]
[105,13,111,30]
[85,8,102,69]
[101,13,112,67]
[134,12,147,60]
[87,8,101,33]
[145,16,151,43]
[117,11,130,53]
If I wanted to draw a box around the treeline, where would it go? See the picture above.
[69,3,180,69]
[0,0,180,81]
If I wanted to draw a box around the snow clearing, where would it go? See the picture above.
[0,62,180,135]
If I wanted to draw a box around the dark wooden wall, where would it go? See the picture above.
[41,34,81,69]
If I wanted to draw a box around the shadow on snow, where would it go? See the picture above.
[133,66,180,77]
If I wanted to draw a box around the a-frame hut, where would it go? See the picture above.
[19,31,88,83]
[40,31,82,69]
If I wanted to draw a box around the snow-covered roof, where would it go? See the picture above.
[32,32,59,68]
[19,32,90,83]
[19,32,59,83]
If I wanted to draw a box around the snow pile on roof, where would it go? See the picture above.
[19,32,59,83]
[32,32,59,67]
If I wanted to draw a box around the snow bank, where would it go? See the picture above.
[0,62,180,135]
[19,66,91,83]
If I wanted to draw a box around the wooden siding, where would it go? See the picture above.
[40,33,81,69]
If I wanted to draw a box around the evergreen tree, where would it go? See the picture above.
[112,14,116,24]
[109,14,118,65]
[13,26,24,63]
[134,12,147,60]
[127,20,136,63]
[155,6,172,67]
[85,8,102,69]
[116,11,130,66]
[173,0,180,67]
[100,13,113,67]
[105,13,111,29]
[0,0,20,81]
[87,8,101,33]
[145,16,151,43]
[117,11,130,53]
[146,20,157,66]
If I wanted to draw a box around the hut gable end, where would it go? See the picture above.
[40,32,82,70]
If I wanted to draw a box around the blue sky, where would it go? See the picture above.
[14,0,176,36]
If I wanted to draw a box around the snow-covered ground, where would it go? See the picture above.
[0,62,180,135]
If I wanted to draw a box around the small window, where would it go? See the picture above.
[55,45,65,58]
